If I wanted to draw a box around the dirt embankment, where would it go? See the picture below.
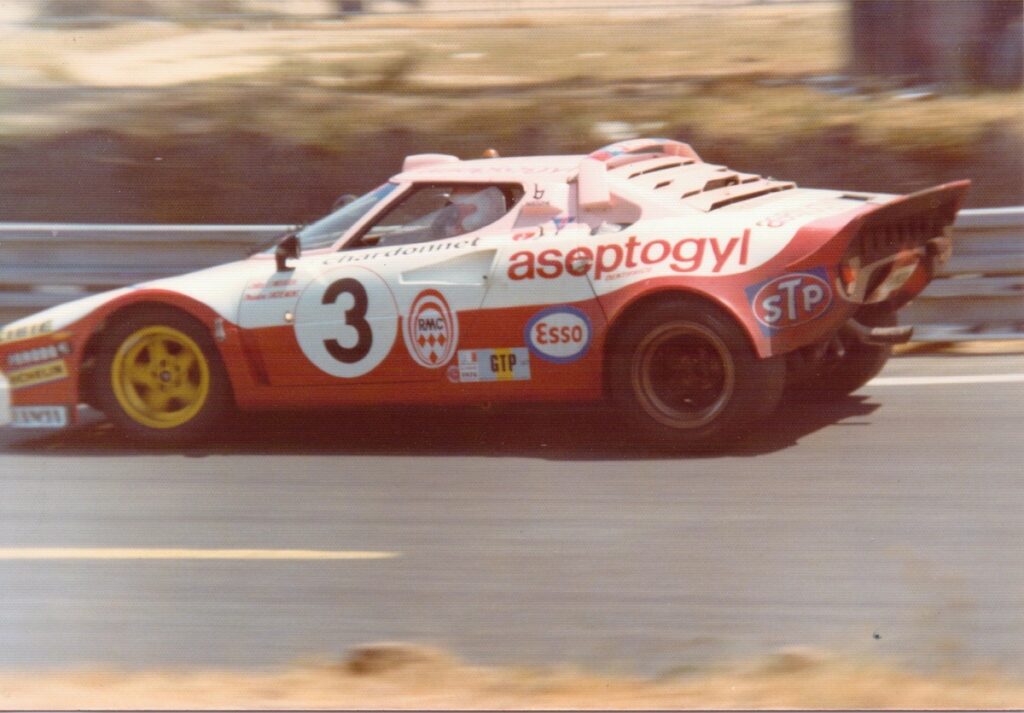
[2,643,1022,709]
[0,126,1019,225]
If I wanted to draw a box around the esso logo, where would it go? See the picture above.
[525,306,591,364]
[751,270,833,330]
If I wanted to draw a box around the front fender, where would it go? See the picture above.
[1,286,254,424]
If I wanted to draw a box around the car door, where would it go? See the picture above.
[238,182,522,387]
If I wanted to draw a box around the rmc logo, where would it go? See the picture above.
[748,268,833,332]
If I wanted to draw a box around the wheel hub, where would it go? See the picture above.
[633,322,735,429]
[110,325,211,430]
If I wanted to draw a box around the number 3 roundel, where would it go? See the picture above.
[294,267,398,378]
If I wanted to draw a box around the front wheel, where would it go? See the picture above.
[94,307,232,445]
[609,299,785,451]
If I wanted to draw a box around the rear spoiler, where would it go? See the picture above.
[839,180,970,305]
[858,180,970,231]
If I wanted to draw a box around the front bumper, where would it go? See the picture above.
[0,371,11,427]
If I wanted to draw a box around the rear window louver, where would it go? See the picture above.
[615,157,795,210]
[707,185,794,211]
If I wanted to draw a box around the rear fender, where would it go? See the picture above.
[601,284,761,360]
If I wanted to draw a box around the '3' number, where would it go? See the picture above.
[322,278,372,363]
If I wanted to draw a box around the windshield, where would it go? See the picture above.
[295,183,398,250]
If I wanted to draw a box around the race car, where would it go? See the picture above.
[0,138,968,449]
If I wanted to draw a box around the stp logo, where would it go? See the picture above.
[404,289,458,368]
[525,306,592,364]
[748,269,832,331]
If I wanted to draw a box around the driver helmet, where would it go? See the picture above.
[448,187,506,233]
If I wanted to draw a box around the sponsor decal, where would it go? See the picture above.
[525,306,592,364]
[7,359,68,390]
[0,320,53,345]
[11,405,68,428]
[321,237,482,267]
[755,198,863,228]
[6,341,72,369]
[552,216,575,232]
[590,138,672,161]
[457,348,531,382]
[512,230,543,241]
[244,278,299,302]
[404,289,458,368]
[746,268,833,333]
[507,230,751,281]
[293,269,398,378]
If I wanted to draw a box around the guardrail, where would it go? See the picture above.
[23,0,829,26]
[0,209,1021,341]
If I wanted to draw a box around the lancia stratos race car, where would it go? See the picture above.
[0,139,968,449]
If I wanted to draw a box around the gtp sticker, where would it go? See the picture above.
[404,289,458,368]
[457,348,531,382]
[525,306,591,364]
[746,268,833,334]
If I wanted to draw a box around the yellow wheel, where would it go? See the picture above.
[96,307,231,444]
[111,326,211,429]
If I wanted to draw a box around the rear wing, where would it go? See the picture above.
[839,180,971,304]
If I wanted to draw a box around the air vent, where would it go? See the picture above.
[707,184,794,210]
[628,162,682,179]
[702,176,738,192]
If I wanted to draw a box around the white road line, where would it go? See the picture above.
[0,548,399,561]
[868,373,1024,386]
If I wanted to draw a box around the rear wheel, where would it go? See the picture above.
[95,307,232,445]
[609,299,785,450]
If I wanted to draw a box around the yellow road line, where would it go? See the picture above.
[0,548,399,561]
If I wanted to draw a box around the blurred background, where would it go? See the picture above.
[0,0,1020,226]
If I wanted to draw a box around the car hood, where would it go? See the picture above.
[1,259,263,338]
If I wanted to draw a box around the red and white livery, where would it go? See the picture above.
[0,139,969,448]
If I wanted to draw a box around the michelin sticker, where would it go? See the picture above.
[456,348,531,382]
[8,359,68,390]
[525,306,591,364]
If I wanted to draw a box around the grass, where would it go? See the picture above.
[1,642,1022,709]
[0,2,1020,190]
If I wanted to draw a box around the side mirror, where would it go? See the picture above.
[275,234,301,272]
[332,193,357,210]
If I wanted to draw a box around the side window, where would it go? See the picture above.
[346,183,524,250]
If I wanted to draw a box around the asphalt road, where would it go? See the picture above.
[0,353,1021,676]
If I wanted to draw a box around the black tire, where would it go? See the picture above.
[787,306,897,402]
[93,306,233,446]
[608,298,786,451]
